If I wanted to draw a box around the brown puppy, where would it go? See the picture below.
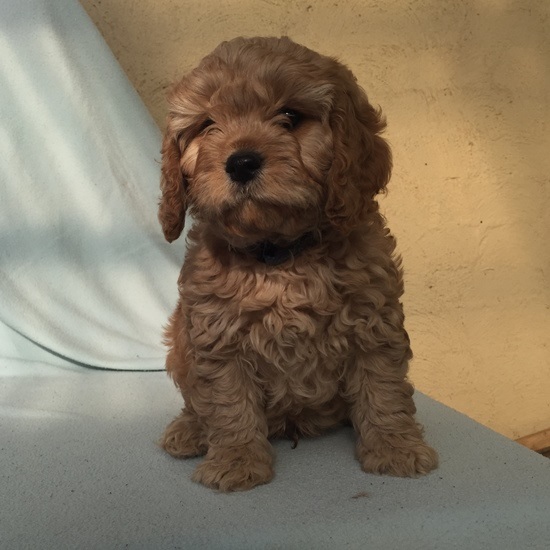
[158,36,438,491]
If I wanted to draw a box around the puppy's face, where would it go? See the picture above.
[159,37,391,247]
[177,58,334,247]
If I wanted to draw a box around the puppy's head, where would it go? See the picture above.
[159,37,391,246]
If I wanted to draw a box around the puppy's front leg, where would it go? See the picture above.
[191,360,274,492]
[346,344,438,477]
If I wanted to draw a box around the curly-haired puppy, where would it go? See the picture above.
[158,36,438,491]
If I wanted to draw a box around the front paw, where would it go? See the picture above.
[193,446,274,491]
[358,441,438,477]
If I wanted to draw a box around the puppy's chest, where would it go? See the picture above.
[188,262,354,399]
[243,280,352,391]
[248,302,349,364]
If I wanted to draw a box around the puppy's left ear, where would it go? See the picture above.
[158,120,187,243]
[325,70,392,233]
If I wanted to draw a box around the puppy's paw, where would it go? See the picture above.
[358,441,438,477]
[192,446,274,491]
[159,412,207,458]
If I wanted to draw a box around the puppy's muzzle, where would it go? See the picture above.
[225,150,263,185]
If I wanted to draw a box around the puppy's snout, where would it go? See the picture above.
[225,150,263,185]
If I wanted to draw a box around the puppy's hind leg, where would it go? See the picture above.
[160,405,208,458]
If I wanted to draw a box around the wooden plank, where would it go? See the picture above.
[516,428,550,454]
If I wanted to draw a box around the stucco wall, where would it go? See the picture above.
[80,0,550,440]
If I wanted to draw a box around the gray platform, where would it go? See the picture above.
[1,361,549,549]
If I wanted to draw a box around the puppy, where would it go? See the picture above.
[158,36,438,491]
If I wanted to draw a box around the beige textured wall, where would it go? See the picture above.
[80,0,550,440]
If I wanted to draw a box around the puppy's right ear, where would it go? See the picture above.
[158,122,186,243]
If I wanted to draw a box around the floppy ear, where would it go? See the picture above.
[325,71,392,233]
[158,121,186,243]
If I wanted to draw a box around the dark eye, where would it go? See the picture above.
[198,118,214,133]
[278,108,302,130]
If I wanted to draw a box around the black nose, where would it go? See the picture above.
[225,150,263,184]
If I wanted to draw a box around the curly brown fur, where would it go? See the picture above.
[158,36,438,491]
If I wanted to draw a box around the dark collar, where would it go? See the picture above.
[242,231,318,266]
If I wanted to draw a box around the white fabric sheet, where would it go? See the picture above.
[0,0,186,370]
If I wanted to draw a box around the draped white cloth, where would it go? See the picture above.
[0,0,187,370]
